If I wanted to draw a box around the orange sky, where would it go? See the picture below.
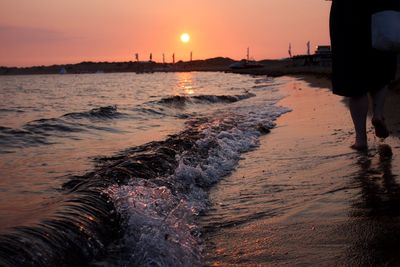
[0,0,331,67]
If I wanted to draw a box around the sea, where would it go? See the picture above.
[0,72,290,266]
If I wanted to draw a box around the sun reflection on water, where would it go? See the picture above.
[175,72,195,95]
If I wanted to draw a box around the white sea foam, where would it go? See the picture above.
[105,78,291,266]
[105,180,204,266]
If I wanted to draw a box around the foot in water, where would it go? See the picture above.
[372,118,389,139]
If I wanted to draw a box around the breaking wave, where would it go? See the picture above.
[156,92,255,107]
[63,105,126,120]
[0,73,291,266]
[0,98,289,266]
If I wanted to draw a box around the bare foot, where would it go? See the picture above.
[372,118,389,139]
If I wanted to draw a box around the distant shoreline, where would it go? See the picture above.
[1,57,398,88]
[0,57,235,76]
[0,57,332,77]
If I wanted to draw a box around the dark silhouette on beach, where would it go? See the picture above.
[349,145,400,265]
[330,1,398,150]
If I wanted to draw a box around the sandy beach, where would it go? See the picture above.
[201,75,400,266]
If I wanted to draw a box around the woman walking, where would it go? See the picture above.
[330,0,398,150]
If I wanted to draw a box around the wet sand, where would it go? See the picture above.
[201,76,400,266]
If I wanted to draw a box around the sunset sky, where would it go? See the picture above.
[0,0,331,67]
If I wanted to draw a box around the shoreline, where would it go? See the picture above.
[0,57,331,76]
[201,75,400,266]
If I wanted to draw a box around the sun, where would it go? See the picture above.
[180,33,190,43]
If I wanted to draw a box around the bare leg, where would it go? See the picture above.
[349,95,368,149]
[370,86,389,138]
[371,86,387,120]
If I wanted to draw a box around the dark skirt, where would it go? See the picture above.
[330,0,398,97]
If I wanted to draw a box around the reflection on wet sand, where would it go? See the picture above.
[201,76,400,266]
[348,144,400,266]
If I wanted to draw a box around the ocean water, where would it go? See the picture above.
[0,72,290,266]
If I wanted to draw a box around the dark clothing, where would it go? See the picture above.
[330,0,398,97]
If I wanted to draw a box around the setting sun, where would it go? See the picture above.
[3,1,398,267]
[180,33,190,43]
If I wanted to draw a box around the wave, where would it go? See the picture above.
[0,108,25,113]
[193,93,255,103]
[0,106,125,152]
[0,188,120,267]
[63,105,126,120]
[132,107,193,121]
[156,92,256,107]
[0,100,289,266]
[132,107,168,117]
[0,119,86,152]
[0,126,50,152]
[24,118,86,135]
